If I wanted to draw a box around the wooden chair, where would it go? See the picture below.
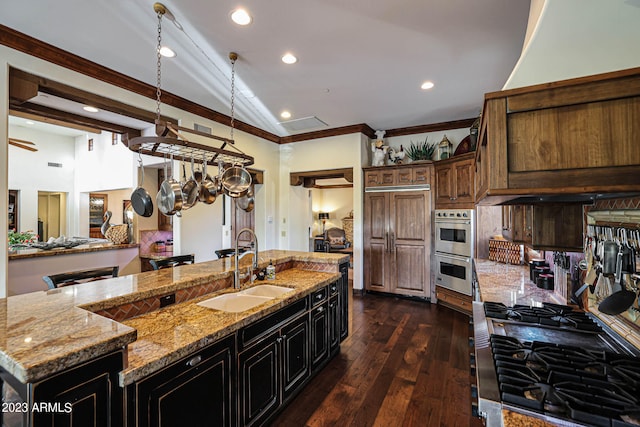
[149,254,195,270]
[215,248,247,259]
[42,266,119,289]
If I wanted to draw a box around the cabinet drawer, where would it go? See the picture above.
[436,286,472,315]
[239,298,308,349]
[311,287,328,306]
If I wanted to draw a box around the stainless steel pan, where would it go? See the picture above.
[220,164,252,198]
[199,154,218,204]
[181,156,199,210]
[157,153,183,216]
[236,185,254,212]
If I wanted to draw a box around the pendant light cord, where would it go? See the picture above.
[156,9,163,126]
[229,53,237,141]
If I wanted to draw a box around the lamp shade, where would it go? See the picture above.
[318,212,330,220]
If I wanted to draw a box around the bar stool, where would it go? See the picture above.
[149,254,195,270]
[215,248,246,259]
[42,266,119,289]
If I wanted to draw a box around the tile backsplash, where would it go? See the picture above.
[139,230,173,254]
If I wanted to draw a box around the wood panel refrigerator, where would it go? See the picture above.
[363,189,431,298]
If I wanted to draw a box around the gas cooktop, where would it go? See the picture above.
[484,301,602,332]
[492,335,640,426]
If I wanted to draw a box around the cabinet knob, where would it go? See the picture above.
[317,306,324,313]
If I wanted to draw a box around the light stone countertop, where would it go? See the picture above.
[474,259,563,306]
[0,250,348,385]
[8,242,139,260]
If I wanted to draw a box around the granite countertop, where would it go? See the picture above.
[139,250,174,260]
[0,250,348,385]
[8,242,139,260]
[474,259,563,306]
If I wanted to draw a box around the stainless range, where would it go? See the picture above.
[472,301,640,427]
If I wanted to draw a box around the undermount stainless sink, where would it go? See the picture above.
[197,293,272,313]
[240,284,294,298]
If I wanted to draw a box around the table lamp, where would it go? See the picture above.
[318,212,330,234]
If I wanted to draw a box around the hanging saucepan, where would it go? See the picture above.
[220,163,252,198]
[237,185,255,212]
[598,245,636,315]
[131,154,154,217]
[199,154,218,204]
[621,229,636,274]
[157,153,183,216]
[180,156,199,210]
[602,228,618,275]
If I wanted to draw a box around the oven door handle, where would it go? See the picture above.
[436,252,471,263]
[435,220,472,226]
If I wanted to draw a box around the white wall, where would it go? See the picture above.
[278,133,364,289]
[311,187,353,236]
[8,125,76,234]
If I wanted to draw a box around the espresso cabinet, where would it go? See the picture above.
[363,190,432,298]
[129,335,234,427]
[434,152,475,209]
[22,350,123,427]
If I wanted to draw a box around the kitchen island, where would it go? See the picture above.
[0,250,349,426]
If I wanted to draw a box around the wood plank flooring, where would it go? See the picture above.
[272,293,483,427]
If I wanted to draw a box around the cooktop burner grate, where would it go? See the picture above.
[484,301,603,332]
[491,335,640,426]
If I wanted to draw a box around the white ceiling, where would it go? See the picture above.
[0,0,531,136]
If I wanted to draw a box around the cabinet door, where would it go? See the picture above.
[33,351,123,427]
[281,315,310,401]
[363,193,390,292]
[328,295,340,352]
[239,333,280,427]
[435,166,454,206]
[389,192,431,298]
[532,204,583,251]
[310,302,329,371]
[453,158,475,205]
[511,205,532,243]
[412,166,431,185]
[338,263,349,342]
[133,336,234,427]
[396,168,413,185]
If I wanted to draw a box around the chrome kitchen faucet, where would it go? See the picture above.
[234,228,258,289]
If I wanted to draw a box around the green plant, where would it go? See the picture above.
[8,229,38,245]
[405,137,436,161]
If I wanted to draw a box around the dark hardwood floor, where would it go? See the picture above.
[272,293,483,427]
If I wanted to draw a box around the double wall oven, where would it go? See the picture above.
[434,209,474,296]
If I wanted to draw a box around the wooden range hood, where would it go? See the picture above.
[290,168,353,189]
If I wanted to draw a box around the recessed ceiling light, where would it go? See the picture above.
[231,8,252,25]
[280,111,292,119]
[159,46,176,58]
[25,120,35,125]
[421,81,435,90]
[83,106,99,113]
[282,53,297,65]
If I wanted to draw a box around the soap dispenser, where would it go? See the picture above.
[266,260,276,280]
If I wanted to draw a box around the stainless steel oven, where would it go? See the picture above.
[434,252,473,296]
[434,209,474,257]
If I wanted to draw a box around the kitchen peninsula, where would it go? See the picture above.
[7,241,140,295]
[0,250,349,426]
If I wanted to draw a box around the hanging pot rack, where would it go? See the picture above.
[126,120,254,167]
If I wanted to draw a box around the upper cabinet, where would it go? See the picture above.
[475,67,640,205]
[363,163,432,188]
[434,152,475,209]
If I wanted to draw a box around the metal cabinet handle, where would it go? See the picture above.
[317,306,324,313]
[385,232,389,252]
[316,293,324,300]
[186,355,202,367]
[390,232,395,252]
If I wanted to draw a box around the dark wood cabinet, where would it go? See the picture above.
[310,301,329,370]
[339,262,349,342]
[128,335,234,427]
[475,68,640,205]
[434,152,475,209]
[26,350,123,427]
[531,204,583,251]
[328,286,340,353]
[363,190,431,298]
